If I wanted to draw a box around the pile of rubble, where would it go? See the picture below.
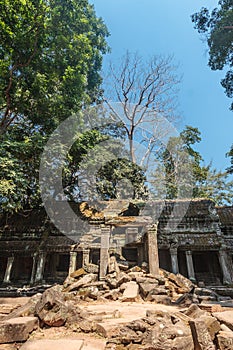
[1,260,233,349]
[63,256,227,306]
[104,304,233,350]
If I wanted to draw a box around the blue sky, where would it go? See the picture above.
[90,0,233,172]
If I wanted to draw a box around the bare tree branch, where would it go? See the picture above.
[104,52,180,167]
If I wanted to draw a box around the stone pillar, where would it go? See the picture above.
[218,249,233,285]
[147,223,159,276]
[30,254,37,285]
[69,251,77,275]
[99,225,110,280]
[34,252,46,283]
[82,249,90,267]
[170,247,179,274]
[3,256,14,284]
[115,240,122,257]
[185,250,196,282]
[137,245,144,266]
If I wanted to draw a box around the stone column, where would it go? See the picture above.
[170,247,179,274]
[99,225,110,280]
[68,251,77,275]
[3,256,14,284]
[115,239,122,257]
[82,249,90,267]
[30,254,37,285]
[34,252,46,283]
[185,250,196,282]
[147,223,159,276]
[218,249,233,285]
[137,245,144,266]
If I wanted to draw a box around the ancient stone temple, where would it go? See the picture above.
[0,199,233,289]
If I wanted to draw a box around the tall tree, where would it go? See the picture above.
[226,145,233,173]
[151,125,233,205]
[0,0,109,134]
[104,51,180,168]
[0,0,110,211]
[157,126,206,199]
[192,0,233,174]
[192,0,233,110]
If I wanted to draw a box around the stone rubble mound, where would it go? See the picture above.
[0,259,233,349]
[62,256,225,306]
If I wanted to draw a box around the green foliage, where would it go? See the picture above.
[96,158,148,200]
[226,144,233,174]
[199,166,233,205]
[0,123,46,211]
[192,0,233,110]
[0,0,109,133]
[0,0,110,212]
[151,125,233,205]
[159,126,205,199]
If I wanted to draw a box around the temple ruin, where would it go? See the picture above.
[0,199,233,291]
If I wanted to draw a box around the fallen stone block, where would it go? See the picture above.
[20,339,84,350]
[64,273,97,292]
[116,273,132,287]
[146,294,171,305]
[200,315,221,340]
[198,295,217,302]
[146,309,170,319]
[138,282,158,298]
[105,275,118,289]
[189,318,215,349]
[127,272,145,280]
[70,267,86,278]
[184,304,207,319]
[168,335,194,350]
[96,322,124,338]
[35,285,79,327]
[173,292,194,305]
[0,304,20,315]
[0,317,38,343]
[135,276,158,284]
[2,294,41,321]
[167,273,194,292]
[104,289,121,301]
[220,324,233,332]
[121,282,139,302]
[217,330,233,350]
[84,263,99,274]
[213,310,233,331]
[199,303,223,313]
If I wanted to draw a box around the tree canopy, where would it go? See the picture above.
[151,125,233,205]
[0,0,111,211]
[0,0,109,134]
[192,0,233,110]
